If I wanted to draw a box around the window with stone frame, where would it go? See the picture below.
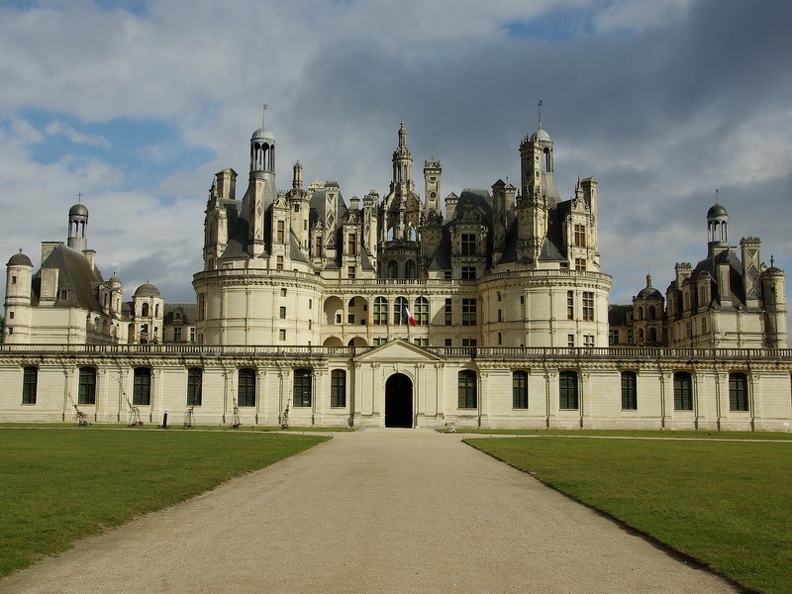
[414,296,429,325]
[22,366,37,405]
[461,233,476,256]
[237,368,256,407]
[559,370,579,409]
[729,372,749,412]
[330,369,346,408]
[621,371,637,410]
[513,370,528,409]
[132,367,151,406]
[673,371,693,410]
[187,367,203,406]
[458,370,477,408]
[574,224,586,248]
[293,368,312,407]
[583,292,594,321]
[461,298,477,325]
[373,297,388,325]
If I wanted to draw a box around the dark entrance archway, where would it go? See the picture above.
[385,373,413,428]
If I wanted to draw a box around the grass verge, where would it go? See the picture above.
[467,436,792,594]
[0,429,328,577]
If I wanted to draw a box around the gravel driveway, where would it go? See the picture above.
[1,429,741,593]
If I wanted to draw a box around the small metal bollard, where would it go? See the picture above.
[162,408,169,429]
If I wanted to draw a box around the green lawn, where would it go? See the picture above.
[467,436,792,594]
[0,428,328,577]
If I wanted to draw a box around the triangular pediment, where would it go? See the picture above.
[356,339,442,363]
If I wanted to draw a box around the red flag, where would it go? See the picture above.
[403,304,417,326]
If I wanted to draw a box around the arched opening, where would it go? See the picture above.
[385,373,413,428]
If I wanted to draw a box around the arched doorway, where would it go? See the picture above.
[385,373,413,428]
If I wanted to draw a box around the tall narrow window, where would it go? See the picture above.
[583,292,594,321]
[462,298,477,326]
[387,260,398,279]
[238,368,256,407]
[444,298,452,326]
[187,368,203,406]
[461,233,476,256]
[374,296,388,325]
[404,260,416,279]
[559,370,579,410]
[574,224,586,247]
[276,220,285,243]
[567,291,574,320]
[294,369,312,407]
[347,234,356,256]
[513,370,528,409]
[330,369,346,408]
[458,370,477,408]
[394,296,408,325]
[414,296,429,326]
[77,366,97,405]
[621,371,637,410]
[22,366,38,405]
[729,372,749,412]
[132,367,151,406]
[673,371,693,410]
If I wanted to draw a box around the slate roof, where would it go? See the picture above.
[32,243,104,311]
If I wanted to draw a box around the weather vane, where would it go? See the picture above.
[262,104,268,128]
[715,188,719,204]
[538,99,543,128]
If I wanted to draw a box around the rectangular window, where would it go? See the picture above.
[133,368,151,406]
[609,329,618,345]
[413,338,428,346]
[374,297,388,325]
[462,298,477,326]
[497,332,502,345]
[567,291,574,320]
[462,338,477,347]
[583,292,594,321]
[348,234,356,256]
[238,368,256,407]
[279,329,286,341]
[575,258,586,271]
[444,298,452,326]
[330,369,346,408]
[674,372,693,410]
[497,309,502,322]
[22,366,37,404]
[567,334,575,348]
[276,256,283,271]
[445,338,452,347]
[315,238,322,258]
[513,371,528,409]
[79,367,97,405]
[281,288,287,297]
[559,371,579,410]
[373,337,388,346]
[574,224,586,248]
[348,314,355,324]
[458,370,477,408]
[190,328,196,343]
[584,335,594,348]
[276,220,285,243]
[461,233,476,256]
[348,266,356,279]
[280,306,287,319]
[173,327,182,342]
[461,266,476,280]
[336,313,342,324]
[729,372,749,411]
[187,368,203,406]
[293,369,312,407]
[621,371,637,410]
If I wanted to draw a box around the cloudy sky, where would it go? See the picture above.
[1,0,791,314]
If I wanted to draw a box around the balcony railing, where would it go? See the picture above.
[1,343,790,362]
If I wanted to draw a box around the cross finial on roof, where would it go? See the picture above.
[262,104,268,128]
[538,99,543,129]
[76,191,83,203]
